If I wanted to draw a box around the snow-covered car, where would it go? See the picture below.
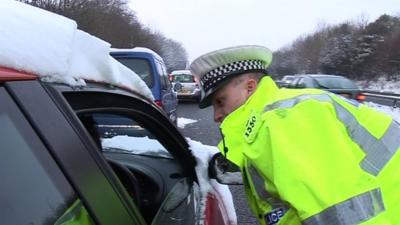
[110,48,178,124]
[0,2,236,225]
[170,70,201,102]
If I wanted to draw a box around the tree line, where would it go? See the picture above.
[17,1,400,80]
[269,14,400,81]
[18,0,189,73]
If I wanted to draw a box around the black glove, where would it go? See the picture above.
[208,153,242,185]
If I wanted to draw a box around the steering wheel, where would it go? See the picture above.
[107,159,142,209]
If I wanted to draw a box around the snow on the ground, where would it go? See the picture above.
[357,76,400,94]
[357,77,400,121]
[177,117,198,128]
[0,0,153,100]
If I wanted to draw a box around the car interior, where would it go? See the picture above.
[47,82,197,224]
[78,111,194,224]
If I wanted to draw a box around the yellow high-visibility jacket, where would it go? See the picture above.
[218,76,400,225]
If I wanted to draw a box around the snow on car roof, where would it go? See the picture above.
[171,70,192,75]
[0,0,153,101]
[110,47,164,62]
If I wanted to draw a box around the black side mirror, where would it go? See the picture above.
[208,153,243,185]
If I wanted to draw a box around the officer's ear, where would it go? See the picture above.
[246,78,258,95]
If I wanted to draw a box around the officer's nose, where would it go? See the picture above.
[214,108,224,123]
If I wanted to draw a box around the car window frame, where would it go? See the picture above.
[50,82,199,223]
[46,82,196,177]
[112,56,155,89]
[5,80,146,225]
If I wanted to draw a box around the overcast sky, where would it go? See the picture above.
[129,0,399,61]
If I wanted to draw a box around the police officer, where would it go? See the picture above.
[189,45,400,225]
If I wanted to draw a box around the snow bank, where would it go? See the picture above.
[177,117,198,128]
[0,1,153,100]
[357,77,400,94]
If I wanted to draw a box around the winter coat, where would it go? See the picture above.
[218,76,400,224]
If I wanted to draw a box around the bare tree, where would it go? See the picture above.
[17,0,189,70]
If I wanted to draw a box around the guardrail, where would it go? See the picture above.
[361,90,400,108]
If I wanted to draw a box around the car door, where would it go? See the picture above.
[49,83,200,224]
[1,81,145,225]
[0,87,94,225]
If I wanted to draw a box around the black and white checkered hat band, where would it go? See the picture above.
[201,59,267,92]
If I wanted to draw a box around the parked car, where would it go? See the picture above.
[110,48,178,124]
[170,70,201,102]
[0,2,235,225]
[288,74,366,101]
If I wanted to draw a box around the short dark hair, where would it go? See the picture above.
[233,72,265,85]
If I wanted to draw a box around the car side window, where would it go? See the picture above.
[303,77,315,88]
[164,73,172,90]
[162,65,172,90]
[156,60,171,90]
[288,77,298,88]
[79,112,195,225]
[296,77,305,87]
[0,89,95,225]
[117,58,154,88]
[92,114,172,158]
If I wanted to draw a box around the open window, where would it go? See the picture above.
[78,111,198,224]
[58,87,198,224]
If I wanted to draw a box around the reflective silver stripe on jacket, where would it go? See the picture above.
[248,164,288,225]
[303,188,384,225]
[264,93,400,176]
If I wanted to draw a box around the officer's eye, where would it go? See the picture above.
[215,98,224,107]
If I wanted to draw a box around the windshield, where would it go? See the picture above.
[314,77,358,89]
[172,74,195,83]
[116,58,154,88]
